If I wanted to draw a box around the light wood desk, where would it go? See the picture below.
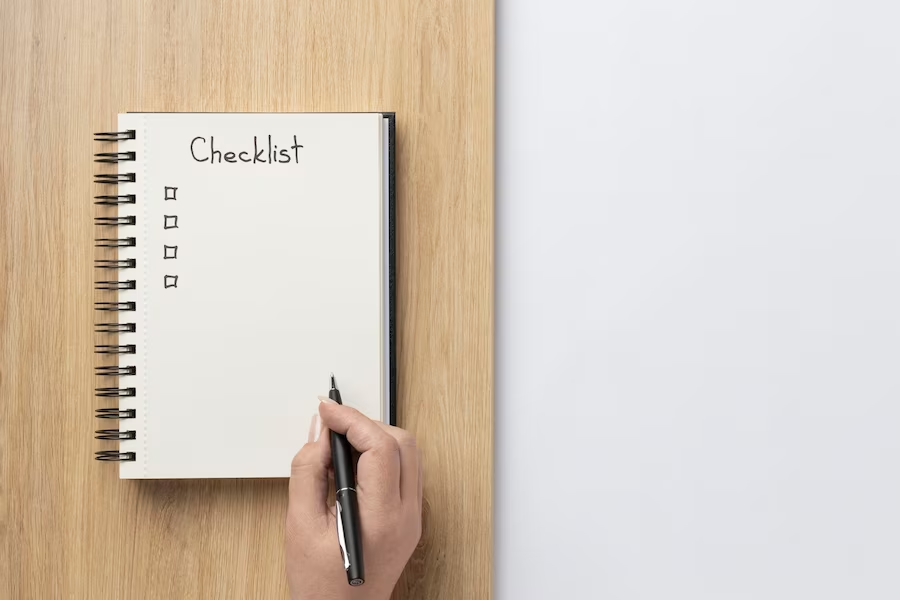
[0,1,493,598]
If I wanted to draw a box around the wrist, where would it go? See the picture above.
[291,584,393,600]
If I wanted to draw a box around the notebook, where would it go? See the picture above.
[93,112,395,479]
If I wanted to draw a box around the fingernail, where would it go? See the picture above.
[313,414,323,442]
[318,395,337,405]
[307,413,320,443]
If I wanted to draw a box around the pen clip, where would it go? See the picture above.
[336,500,350,571]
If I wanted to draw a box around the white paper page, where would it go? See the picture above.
[497,1,900,598]
[117,113,383,478]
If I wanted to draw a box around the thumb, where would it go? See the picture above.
[288,413,331,522]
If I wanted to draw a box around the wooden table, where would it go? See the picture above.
[0,1,493,598]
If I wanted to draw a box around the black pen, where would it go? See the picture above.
[329,374,365,586]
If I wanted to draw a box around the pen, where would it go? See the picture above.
[329,374,365,586]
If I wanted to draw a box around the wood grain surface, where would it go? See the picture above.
[0,1,493,598]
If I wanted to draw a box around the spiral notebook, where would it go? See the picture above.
[93,112,395,479]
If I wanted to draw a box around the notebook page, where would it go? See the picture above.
[118,113,384,478]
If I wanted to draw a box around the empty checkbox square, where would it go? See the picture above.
[165,187,178,201]
[164,275,178,288]
[164,215,178,229]
[163,245,178,259]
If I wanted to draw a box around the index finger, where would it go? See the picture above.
[317,397,401,505]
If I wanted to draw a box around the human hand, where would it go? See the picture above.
[285,398,423,600]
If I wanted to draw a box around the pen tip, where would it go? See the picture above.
[330,373,336,389]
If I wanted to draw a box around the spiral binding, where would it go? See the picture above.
[95,301,136,311]
[96,365,137,376]
[95,451,136,462]
[95,130,139,463]
[94,130,136,141]
[95,194,136,205]
[95,280,137,291]
[96,408,137,419]
[94,151,136,163]
[95,345,137,354]
[95,259,136,269]
[95,173,136,184]
[95,430,137,440]
[96,216,137,226]
[95,386,137,397]
[95,237,136,248]
[95,323,137,333]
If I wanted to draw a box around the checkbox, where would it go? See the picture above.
[165,187,178,201]
[164,275,178,288]
[163,245,178,259]
[164,215,178,229]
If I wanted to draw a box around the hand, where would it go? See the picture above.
[285,398,423,600]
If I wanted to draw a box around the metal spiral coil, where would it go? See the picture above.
[94,451,136,462]
[94,151,136,163]
[95,216,136,226]
[94,130,139,464]
[94,173,136,184]
[95,323,136,333]
[95,301,136,311]
[96,365,137,376]
[95,280,137,290]
[94,130,136,142]
[95,237,136,248]
[95,259,136,269]
[95,430,137,441]
[94,194,136,205]
[95,408,137,420]
[95,387,137,398]
[95,344,136,355]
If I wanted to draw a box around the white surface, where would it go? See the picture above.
[496,1,900,598]
[115,113,386,478]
